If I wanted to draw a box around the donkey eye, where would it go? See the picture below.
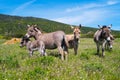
[21,42,23,44]
[103,31,106,33]
[30,30,33,32]
[103,31,106,35]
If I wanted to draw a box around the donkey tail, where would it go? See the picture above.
[62,35,69,52]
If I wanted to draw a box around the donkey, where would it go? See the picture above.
[20,36,46,56]
[25,25,68,60]
[94,24,112,57]
[105,39,113,50]
[66,24,81,55]
[105,34,114,50]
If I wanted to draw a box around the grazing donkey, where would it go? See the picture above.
[25,25,68,60]
[94,24,112,57]
[66,24,81,55]
[105,34,114,50]
[20,36,46,56]
[105,39,113,50]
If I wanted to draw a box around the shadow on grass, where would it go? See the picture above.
[48,51,61,59]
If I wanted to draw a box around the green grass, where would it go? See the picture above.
[0,38,120,80]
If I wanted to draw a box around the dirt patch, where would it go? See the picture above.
[3,38,21,45]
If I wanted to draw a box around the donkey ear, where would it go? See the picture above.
[27,25,30,28]
[98,25,102,28]
[34,24,37,27]
[34,27,39,32]
[71,25,74,29]
[108,24,112,29]
[79,24,82,29]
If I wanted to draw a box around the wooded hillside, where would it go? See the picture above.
[0,14,119,39]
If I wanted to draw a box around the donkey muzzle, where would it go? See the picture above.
[110,45,113,49]
[107,37,111,41]
[25,33,30,38]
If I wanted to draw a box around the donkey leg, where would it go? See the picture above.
[96,43,100,55]
[74,44,78,55]
[62,40,68,60]
[106,42,110,50]
[39,48,47,56]
[39,49,43,56]
[102,42,106,57]
[102,48,105,57]
[42,45,47,56]
[43,49,47,56]
[29,50,33,57]
[58,46,64,60]
[105,42,107,50]
[63,46,68,61]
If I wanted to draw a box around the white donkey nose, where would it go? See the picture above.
[25,33,30,38]
[107,37,110,41]
[110,45,113,49]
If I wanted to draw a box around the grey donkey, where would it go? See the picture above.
[20,36,47,56]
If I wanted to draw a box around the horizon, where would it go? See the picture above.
[0,0,120,30]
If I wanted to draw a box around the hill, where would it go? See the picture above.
[0,14,119,38]
[0,14,72,38]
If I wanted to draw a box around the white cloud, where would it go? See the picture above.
[53,1,119,27]
[65,1,119,13]
[53,10,108,25]
[107,1,118,5]
[65,3,105,13]
[66,6,80,12]
[12,0,36,15]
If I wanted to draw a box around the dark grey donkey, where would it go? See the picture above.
[94,24,112,57]
[105,34,114,50]
[20,36,47,56]
[25,25,68,60]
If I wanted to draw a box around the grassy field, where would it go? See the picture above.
[0,38,120,80]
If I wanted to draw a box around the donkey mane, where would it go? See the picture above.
[22,36,30,43]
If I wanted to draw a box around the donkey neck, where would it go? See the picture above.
[74,35,79,42]
[26,41,32,47]
[99,30,106,41]
[34,32,42,40]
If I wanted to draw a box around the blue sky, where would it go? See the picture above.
[0,0,120,30]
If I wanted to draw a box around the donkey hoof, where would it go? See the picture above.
[101,54,105,58]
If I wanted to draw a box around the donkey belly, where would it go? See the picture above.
[68,41,74,48]
[45,43,57,49]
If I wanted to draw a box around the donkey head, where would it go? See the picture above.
[71,24,81,40]
[20,36,30,47]
[25,25,42,39]
[98,24,112,41]
[108,40,113,49]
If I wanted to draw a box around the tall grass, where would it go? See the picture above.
[0,38,120,80]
